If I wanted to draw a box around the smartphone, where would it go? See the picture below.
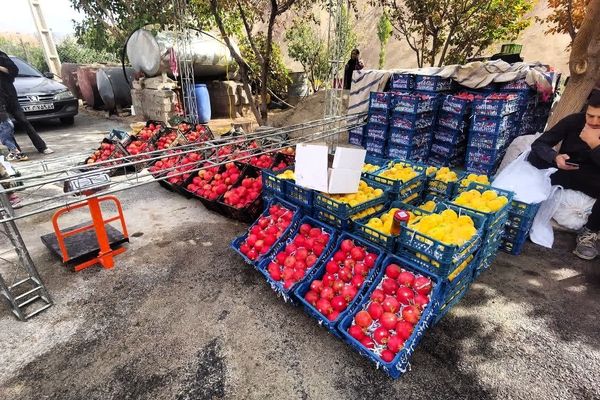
[565,162,580,168]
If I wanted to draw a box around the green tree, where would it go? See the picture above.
[57,37,118,64]
[240,34,291,99]
[373,0,532,67]
[0,36,47,72]
[285,21,330,92]
[377,14,393,69]
[546,0,600,128]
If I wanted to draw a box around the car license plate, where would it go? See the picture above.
[22,103,54,112]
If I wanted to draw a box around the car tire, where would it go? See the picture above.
[60,116,75,125]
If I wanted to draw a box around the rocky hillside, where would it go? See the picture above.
[275,0,570,76]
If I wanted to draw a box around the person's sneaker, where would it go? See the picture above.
[573,227,598,260]
[42,148,54,154]
[7,152,28,161]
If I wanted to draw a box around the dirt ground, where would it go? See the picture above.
[0,111,599,400]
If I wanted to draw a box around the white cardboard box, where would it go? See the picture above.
[294,142,366,194]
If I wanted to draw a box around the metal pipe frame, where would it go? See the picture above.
[0,115,367,223]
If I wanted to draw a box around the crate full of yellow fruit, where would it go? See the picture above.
[397,203,485,278]
[455,173,490,195]
[365,160,427,200]
[451,183,514,231]
[426,167,465,197]
[361,155,390,176]
[314,179,388,219]
[354,201,429,251]
[263,168,295,196]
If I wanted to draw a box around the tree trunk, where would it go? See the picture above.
[547,0,600,128]
[259,6,278,125]
[208,0,263,125]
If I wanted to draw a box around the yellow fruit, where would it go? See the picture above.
[441,209,458,222]
[482,190,498,201]
[426,166,438,175]
[457,215,474,226]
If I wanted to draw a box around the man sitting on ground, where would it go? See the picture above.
[528,91,600,260]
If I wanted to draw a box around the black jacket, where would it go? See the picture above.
[0,51,18,119]
[528,113,600,173]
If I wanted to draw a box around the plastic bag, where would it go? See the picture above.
[530,186,563,248]
[497,133,543,173]
[552,189,596,231]
[492,150,556,203]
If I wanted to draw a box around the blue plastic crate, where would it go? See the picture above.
[362,155,391,177]
[433,253,478,324]
[352,206,402,252]
[470,114,512,135]
[369,92,391,112]
[386,143,430,163]
[349,132,364,146]
[452,183,514,232]
[467,130,509,151]
[337,253,443,379]
[390,93,438,114]
[390,112,436,130]
[464,160,498,175]
[441,94,472,115]
[427,153,463,169]
[398,203,485,279]
[368,111,389,126]
[388,127,431,146]
[313,179,389,219]
[389,73,415,91]
[313,203,385,231]
[349,126,364,136]
[429,141,466,159]
[284,180,314,209]
[257,216,338,301]
[500,234,528,255]
[294,232,386,336]
[230,197,301,266]
[465,146,505,165]
[433,127,466,145]
[498,79,532,92]
[365,138,387,156]
[414,75,453,92]
[437,111,470,132]
[510,199,541,220]
[472,96,519,117]
[365,160,427,200]
[365,124,389,141]
[262,168,293,197]
[426,170,465,198]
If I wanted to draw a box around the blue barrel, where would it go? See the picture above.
[194,84,211,123]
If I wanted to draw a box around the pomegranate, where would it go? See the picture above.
[380,312,399,330]
[367,302,384,320]
[355,311,373,328]
[373,327,390,345]
[398,271,415,287]
[402,305,421,325]
[348,325,365,340]
[396,286,415,305]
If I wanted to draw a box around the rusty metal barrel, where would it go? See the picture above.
[76,66,104,109]
[96,67,135,111]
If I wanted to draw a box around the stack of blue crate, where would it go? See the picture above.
[364,92,391,156]
[429,93,477,167]
[386,92,438,162]
[465,93,520,175]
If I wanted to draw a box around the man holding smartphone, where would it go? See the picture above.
[529,91,600,260]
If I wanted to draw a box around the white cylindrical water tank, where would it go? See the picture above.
[126,28,238,79]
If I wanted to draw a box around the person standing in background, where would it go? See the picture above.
[0,50,53,155]
[343,49,364,91]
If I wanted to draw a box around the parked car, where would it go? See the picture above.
[10,56,78,125]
